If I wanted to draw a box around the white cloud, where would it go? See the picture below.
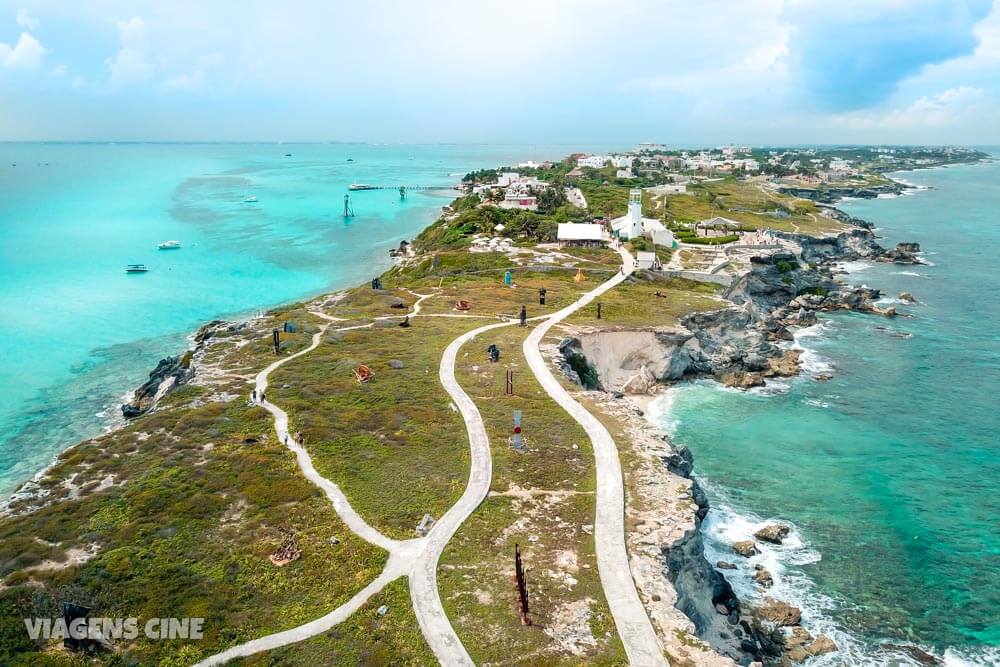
[162,53,224,91]
[107,16,155,85]
[832,85,987,128]
[16,9,39,31]
[163,69,203,90]
[71,75,86,89]
[0,32,45,70]
[50,63,67,76]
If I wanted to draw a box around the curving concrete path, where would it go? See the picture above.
[198,262,667,666]
[196,292,517,665]
[410,317,521,666]
[523,245,668,666]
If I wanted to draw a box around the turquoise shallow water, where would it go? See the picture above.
[656,157,1000,664]
[0,143,590,496]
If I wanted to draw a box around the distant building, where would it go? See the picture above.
[496,172,520,187]
[577,155,609,168]
[698,216,742,228]
[498,192,538,210]
[557,223,605,246]
[636,251,662,271]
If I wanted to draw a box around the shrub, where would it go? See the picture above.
[776,260,798,273]
[686,235,739,245]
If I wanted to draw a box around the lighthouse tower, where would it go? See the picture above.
[626,189,643,238]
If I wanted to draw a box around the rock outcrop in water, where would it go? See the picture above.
[561,230,900,394]
[120,320,235,419]
[778,181,909,204]
[878,241,924,264]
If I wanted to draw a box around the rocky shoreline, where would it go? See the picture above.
[553,209,921,664]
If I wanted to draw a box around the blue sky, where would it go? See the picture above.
[1,0,998,144]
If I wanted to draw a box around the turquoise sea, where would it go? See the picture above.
[655,157,1000,664]
[0,143,590,498]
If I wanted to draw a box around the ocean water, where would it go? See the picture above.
[0,142,590,497]
[654,157,1000,664]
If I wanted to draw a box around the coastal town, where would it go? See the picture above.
[1,142,984,667]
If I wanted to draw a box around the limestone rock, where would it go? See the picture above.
[898,292,917,303]
[753,565,774,588]
[756,598,801,626]
[716,561,737,570]
[806,635,837,657]
[733,540,759,558]
[784,626,814,663]
[389,359,405,369]
[721,370,765,389]
[755,524,790,544]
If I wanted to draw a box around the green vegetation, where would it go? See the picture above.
[686,234,739,245]
[439,324,626,664]
[776,259,799,273]
[567,275,721,329]
[0,312,390,665]
[236,578,434,666]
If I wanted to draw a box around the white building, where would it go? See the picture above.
[610,155,633,169]
[496,172,520,187]
[498,191,538,210]
[636,251,662,271]
[557,223,605,246]
[577,155,609,168]
[610,189,675,247]
[733,158,760,171]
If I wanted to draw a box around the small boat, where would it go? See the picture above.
[158,240,181,250]
[244,195,258,203]
[284,153,292,157]
[348,183,376,191]
[125,264,149,273]
[346,158,354,162]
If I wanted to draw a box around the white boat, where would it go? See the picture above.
[125,264,149,273]
[244,195,258,203]
[348,183,376,191]
[158,240,181,250]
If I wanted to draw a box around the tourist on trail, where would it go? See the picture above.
[260,392,266,403]
[400,315,411,328]
[519,305,527,327]
[251,389,257,403]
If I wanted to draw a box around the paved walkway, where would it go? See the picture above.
[197,255,667,666]
[523,245,667,666]
[195,293,518,666]
[410,317,520,666]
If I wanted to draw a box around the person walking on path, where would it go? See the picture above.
[519,305,527,327]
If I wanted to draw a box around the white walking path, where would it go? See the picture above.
[523,245,667,666]
[196,293,518,666]
[409,317,517,666]
[198,249,665,666]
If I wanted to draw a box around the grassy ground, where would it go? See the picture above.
[268,312,472,540]
[663,178,846,235]
[565,275,722,330]
[233,577,434,666]
[438,323,627,665]
[0,308,388,666]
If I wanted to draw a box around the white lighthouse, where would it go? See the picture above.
[610,188,675,247]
